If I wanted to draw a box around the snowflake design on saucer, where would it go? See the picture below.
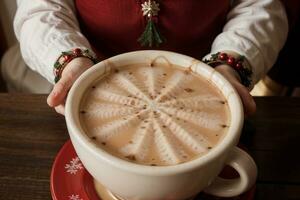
[68,194,83,200]
[81,64,229,166]
[65,157,83,174]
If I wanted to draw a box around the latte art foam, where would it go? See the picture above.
[80,62,230,166]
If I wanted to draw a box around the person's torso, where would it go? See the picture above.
[75,0,230,60]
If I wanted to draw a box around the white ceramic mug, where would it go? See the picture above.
[65,50,257,200]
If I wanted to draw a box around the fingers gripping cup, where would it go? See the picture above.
[65,50,257,200]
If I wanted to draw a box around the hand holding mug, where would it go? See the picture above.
[47,57,94,115]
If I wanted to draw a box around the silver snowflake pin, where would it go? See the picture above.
[65,157,83,175]
[141,0,160,18]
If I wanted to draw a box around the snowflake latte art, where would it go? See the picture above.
[80,62,230,166]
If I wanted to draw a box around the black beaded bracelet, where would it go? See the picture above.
[53,48,98,83]
[203,52,252,87]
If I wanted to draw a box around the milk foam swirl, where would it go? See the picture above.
[80,64,230,166]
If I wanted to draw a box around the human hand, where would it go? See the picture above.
[214,64,256,116]
[47,57,94,115]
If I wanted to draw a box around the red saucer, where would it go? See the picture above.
[50,140,255,200]
[51,140,100,200]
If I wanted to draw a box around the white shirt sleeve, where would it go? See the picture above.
[207,0,288,88]
[14,0,94,84]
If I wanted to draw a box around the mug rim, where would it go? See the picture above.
[65,50,244,176]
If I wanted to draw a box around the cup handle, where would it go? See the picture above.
[204,147,257,197]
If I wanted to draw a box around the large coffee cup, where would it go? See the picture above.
[65,50,257,200]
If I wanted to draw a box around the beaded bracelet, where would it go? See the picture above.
[203,52,252,87]
[53,48,98,83]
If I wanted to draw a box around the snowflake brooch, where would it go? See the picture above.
[141,0,160,17]
[138,0,165,47]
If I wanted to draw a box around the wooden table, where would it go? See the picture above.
[0,94,300,200]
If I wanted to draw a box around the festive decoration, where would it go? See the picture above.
[203,52,252,87]
[65,157,83,175]
[138,0,165,47]
[68,194,83,200]
[141,0,160,17]
[53,48,98,83]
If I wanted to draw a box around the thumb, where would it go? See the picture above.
[47,74,73,107]
[47,57,94,108]
[214,64,256,116]
[232,81,256,116]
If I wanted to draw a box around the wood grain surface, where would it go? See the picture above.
[0,94,299,200]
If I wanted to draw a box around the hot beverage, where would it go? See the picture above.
[79,62,230,166]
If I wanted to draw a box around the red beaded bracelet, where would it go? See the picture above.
[53,48,98,83]
[203,52,252,87]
